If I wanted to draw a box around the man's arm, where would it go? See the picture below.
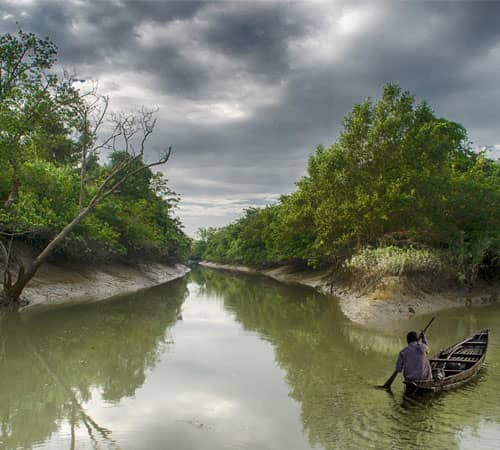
[419,332,429,353]
[396,351,404,372]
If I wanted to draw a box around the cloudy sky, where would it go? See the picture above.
[1,0,500,236]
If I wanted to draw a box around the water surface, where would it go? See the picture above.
[0,268,499,449]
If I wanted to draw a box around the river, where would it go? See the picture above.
[0,267,499,450]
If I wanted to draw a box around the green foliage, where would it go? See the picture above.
[0,30,79,174]
[0,30,190,263]
[343,246,452,277]
[0,159,79,231]
[302,84,468,252]
[0,154,190,261]
[196,84,500,283]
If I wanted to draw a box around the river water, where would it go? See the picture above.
[0,267,499,450]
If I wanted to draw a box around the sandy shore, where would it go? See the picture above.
[200,261,499,328]
[20,261,190,310]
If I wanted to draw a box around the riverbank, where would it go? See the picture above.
[200,261,499,328]
[19,260,190,310]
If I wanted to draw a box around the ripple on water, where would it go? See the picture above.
[3,270,500,450]
[304,366,499,450]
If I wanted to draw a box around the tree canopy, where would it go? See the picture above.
[197,84,500,283]
[0,30,190,269]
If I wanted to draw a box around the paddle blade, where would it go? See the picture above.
[380,370,398,390]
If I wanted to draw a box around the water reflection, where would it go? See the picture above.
[0,268,499,450]
[193,268,500,450]
[0,278,187,449]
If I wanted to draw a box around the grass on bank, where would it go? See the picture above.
[343,243,496,285]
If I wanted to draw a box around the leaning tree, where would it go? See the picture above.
[0,31,174,306]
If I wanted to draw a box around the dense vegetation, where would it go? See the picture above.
[0,31,190,267]
[194,84,500,284]
[0,152,190,261]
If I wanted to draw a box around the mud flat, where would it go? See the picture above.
[20,261,190,309]
[200,261,499,328]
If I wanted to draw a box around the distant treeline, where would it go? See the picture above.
[194,84,500,284]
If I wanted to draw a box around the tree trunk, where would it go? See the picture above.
[2,203,97,304]
[1,107,170,307]
[3,175,20,209]
[0,240,13,305]
[79,150,87,210]
[79,118,89,210]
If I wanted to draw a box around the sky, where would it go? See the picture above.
[1,0,500,237]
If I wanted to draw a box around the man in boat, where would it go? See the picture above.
[395,331,432,383]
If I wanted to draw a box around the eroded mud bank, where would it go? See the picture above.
[20,261,190,309]
[200,261,499,328]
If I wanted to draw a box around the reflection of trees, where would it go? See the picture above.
[0,278,187,449]
[195,268,500,450]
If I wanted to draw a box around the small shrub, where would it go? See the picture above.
[343,246,453,278]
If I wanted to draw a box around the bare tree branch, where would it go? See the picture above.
[0,240,8,272]
[99,147,172,202]
[2,103,174,305]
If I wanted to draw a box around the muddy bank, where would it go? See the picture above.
[20,261,190,310]
[200,261,499,328]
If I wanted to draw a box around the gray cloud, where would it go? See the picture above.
[201,2,306,81]
[1,0,499,236]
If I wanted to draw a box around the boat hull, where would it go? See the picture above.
[404,329,488,394]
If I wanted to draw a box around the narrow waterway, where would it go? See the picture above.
[0,267,499,450]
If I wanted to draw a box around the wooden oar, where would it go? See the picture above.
[377,316,435,391]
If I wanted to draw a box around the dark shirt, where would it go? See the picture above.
[396,337,432,382]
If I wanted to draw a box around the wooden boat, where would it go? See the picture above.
[405,329,489,394]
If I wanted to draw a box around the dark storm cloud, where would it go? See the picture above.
[201,2,306,82]
[1,1,130,63]
[331,1,500,142]
[1,0,499,235]
[123,0,207,22]
[0,1,211,82]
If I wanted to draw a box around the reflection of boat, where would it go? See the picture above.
[405,329,488,394]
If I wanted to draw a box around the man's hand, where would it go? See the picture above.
[419,331,429,351]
